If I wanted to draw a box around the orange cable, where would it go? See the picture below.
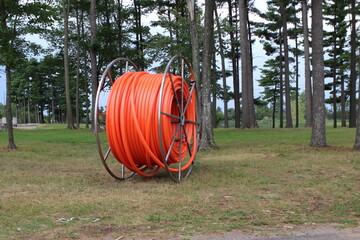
[106,72,197,177]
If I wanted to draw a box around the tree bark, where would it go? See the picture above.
[6,66,16,149]
[75,9,81,129]
[90,0,98,132]
[332,30,337,129]
[211,51,217,128]
[228,0,240,128]
[186,0,201,94]
[340,66,346,127]
[214,6,228,128]
[295,22,299,128]
[272,84,277,128]
[302,0,312,128]
[199,0,216,150]
[80,9,89,129]
[310,0,327,147]
[280,1,292,128]
[239,0,256,128]
[63,0,74,129]
[279,28,284,128]
[349,0,357,128]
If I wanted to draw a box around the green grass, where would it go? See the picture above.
[0,125,359,239]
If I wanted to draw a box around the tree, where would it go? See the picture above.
[228,0,241,128]
[280,0,292,128]
[301,0,312,128]
[186,0,201,90]
[63,0,74,129]
[254,1,283,128]
[214,4,229,128]
[310,0,327,147]
[258,58,280,128]
[323,0,347,129]
[200,0,216,149]
[0,0,54,148]
[349,0,357,128]
[90,0,97,132]
[239,0,257,128]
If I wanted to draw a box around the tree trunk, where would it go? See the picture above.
[75,9,81,129]
[228,0,240,128]
[81,9,89,129]
[272,84,277,128]
[340,66,346,127]
[239,0,256,128]
[27,98,30,123]
[211,51,217,128]
[332,38,337,129]
[354,49,360,150]
[63,0,74,129]
[310,0,327,147]
[245,2,257,128]
[214,6,228,128]
[90,0,98,132]
[302,0,312,128]
[279,28,284,128]
[117,0,124,70]
[295,22,299,128]
[134,0,145,70]
[200,0,216,150]
[280,1,293,128]
[186,0,201,95]
[349,0,357,128]
[6,66,16,149]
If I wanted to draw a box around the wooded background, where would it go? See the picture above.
[1,0,360,149]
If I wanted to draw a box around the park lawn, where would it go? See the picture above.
[0,125,359,239]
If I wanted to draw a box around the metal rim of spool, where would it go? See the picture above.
[94,57,138,180]
[158,55,200,183]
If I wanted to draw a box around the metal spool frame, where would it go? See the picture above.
[95,58,138,180]
[94,55,199,182]
[158,55,199,182]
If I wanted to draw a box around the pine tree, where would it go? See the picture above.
[310,0,327,147]
[200,0,216,149]
[239,0,257,128]
[323,0,348,129]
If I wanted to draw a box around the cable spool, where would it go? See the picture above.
[94,55,199,182]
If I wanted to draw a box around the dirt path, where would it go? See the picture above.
[170,223,360,240]
[79,223,360,240]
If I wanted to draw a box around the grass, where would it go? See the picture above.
[0,125,359,239]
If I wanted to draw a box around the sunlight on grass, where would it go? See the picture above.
[0,125,359,239]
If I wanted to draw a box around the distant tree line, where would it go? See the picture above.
[1,0,360,149]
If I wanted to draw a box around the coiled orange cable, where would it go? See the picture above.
[106,71,197,177]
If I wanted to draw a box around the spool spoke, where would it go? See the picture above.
[168,73,182,113]
[104,147,111,161]
[165,123,181,163]
[181,61,185,116]
[178,125,183,182]
[181,127,193,157]
[107,71,114,85]
[161,112,181,120]
[121,164,125,178]
[184,118,198,125]
[182,84,196,115]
